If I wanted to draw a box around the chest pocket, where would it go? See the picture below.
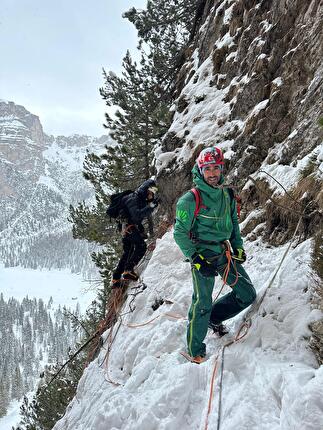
[196,193,232,233]
[199,192,230,219]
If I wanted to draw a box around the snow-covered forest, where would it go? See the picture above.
[0,294,81,416]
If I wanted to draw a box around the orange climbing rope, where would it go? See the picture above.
[204,352,220,430]
[212,246,239,303]
[101,321,123,386]
[204,320,251,430]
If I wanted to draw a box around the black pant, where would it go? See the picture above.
[113,226,147,280]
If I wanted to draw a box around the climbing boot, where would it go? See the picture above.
[180,351,206,364]
[122,271,139,281]
[191,355,206,364]
[181,352,206,364]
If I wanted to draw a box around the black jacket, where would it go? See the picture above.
[122,179,156,225]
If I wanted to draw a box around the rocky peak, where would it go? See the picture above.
[0,102,111,198]
[0,100,45,192]
[0,99,45,147]
[0,101,109,273]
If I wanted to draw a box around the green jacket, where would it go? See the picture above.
[173,165,243,259]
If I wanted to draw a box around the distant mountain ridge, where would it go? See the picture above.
[0,100,111,274]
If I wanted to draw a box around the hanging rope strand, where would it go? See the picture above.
[204,167,312,430]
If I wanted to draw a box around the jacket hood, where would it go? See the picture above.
[191,164,224,194]
[136,179,156,199]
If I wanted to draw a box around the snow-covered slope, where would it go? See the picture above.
[53,231,323,430]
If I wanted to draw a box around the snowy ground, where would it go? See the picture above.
[0,265,97,430]
[0,264,96,312]
[53,229,323,430]
[0,400,21,430]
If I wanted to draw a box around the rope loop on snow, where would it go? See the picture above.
[124,312,186,328]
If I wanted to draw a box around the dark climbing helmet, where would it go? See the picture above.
[137,179,158,198]
[196,147,224,173]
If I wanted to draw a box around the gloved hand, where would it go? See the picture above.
[191,253,217,277]
[149,199,159,209]
[232,248,247,263]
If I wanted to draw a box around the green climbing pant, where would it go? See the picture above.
[187,253,256,357]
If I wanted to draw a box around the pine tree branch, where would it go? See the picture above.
[43,332,100,391]
[63,309,91,337]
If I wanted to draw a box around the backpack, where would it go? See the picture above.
[190,187,241,222]
[106,190,132,219]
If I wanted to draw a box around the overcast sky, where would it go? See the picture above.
[0,0,147,136]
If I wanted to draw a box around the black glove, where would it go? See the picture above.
[191,253,217,277]
[232,248,247,263]
[140,231,148,239]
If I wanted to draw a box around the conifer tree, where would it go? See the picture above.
[69,0,202,338]
[124,0,200,96]
[70,51,171,301]
[0,381,8,417]
[12,366,24,401]
[69,1,198,313]
[99,49,171,189]
[15,340,86,430]
[124,0,199,45]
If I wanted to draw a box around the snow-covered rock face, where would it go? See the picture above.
[0,101,45,197]
[156,0,323,217]
[0,101,111,273]
[0,100,45,148]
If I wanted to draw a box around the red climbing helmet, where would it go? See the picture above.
[196,147,224,171]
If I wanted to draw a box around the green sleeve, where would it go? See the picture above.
[229,197,244,250]
[173,192,197,259]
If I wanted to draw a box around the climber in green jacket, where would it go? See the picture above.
[174,146,256,363]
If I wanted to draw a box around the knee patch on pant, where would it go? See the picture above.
[235,283,257,307]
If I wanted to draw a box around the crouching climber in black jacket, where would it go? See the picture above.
[111,179,158,288]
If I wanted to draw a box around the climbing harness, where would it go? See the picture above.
[122,223,135,236]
